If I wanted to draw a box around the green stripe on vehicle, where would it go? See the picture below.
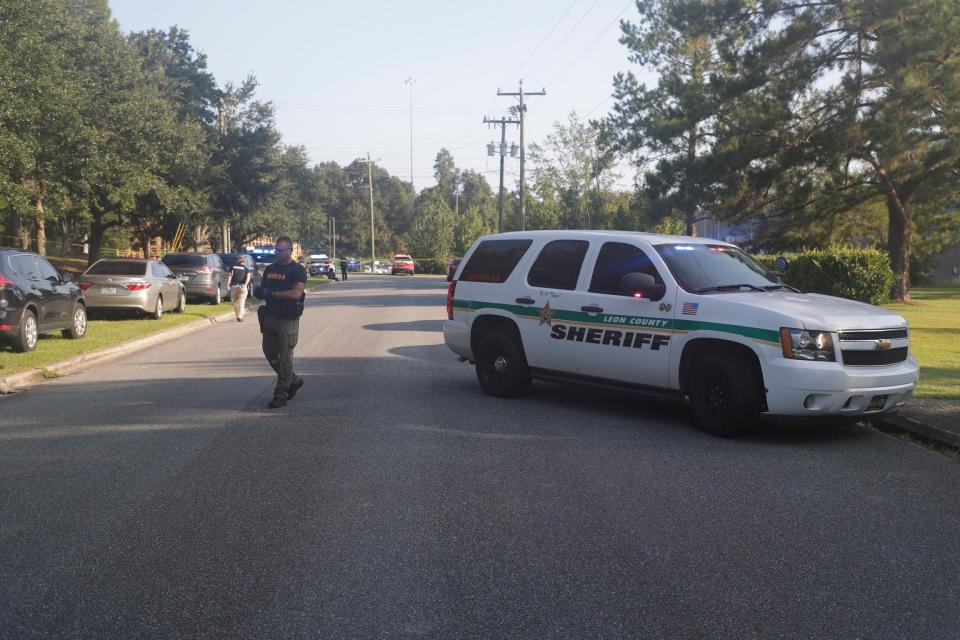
[452,298,780,345]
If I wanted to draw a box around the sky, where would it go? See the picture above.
[107,0,649,193]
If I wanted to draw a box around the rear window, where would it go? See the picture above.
[162,254,206,267]
[219,254,241,268]
[394,255,412,261]
[459,239,533,284]
[86,260,148,276]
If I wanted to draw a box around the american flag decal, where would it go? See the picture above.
[681,302,699,315]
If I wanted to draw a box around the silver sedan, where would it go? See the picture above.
[79,259,187,319]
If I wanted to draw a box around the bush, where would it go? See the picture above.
[413,258,448,275]
[754,247,895,305]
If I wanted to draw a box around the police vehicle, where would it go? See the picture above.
[443,231,919,437]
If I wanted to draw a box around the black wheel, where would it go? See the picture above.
[175,289,186,313]
[62,304,87,339]
[475,330,531,398]
[210,285,221,305]
[150,294,164,320]
[688,352,761,437]
[14,310,38,352]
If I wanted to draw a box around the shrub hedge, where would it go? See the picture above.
[754,247,895,305]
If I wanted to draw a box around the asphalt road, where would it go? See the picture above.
[1,275,958,639]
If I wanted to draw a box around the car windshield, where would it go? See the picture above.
[654,243,780,293]
[162,254,206,267]
[394,255,412,261]
[85,260,148,276]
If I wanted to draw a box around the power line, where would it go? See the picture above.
[522,0,603,81]
[544,0,633,87]
[500,0,579,88]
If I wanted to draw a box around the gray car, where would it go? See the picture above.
[80,259,186,319]
[161,253,228,304]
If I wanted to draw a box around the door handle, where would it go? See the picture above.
[515,297,535,304]
[581,305,603,313]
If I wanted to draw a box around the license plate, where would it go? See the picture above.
[101,287,117,294]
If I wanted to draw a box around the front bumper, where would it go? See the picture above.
[763,355,919,417]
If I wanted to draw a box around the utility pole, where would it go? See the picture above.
[405,77,415,220]
[217,98,231,251]
[483,115,519,233]
[358,153,376,267]
[497,80,545,231]
[328,216,336,258]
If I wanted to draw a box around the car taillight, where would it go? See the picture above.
[123,282,152,291]
[78,282,93,291]
[0,274,13,287]
[195,266,213,274]
[446,281,456,319]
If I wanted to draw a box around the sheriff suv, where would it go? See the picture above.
[443,231,919,437]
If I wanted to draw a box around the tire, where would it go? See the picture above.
[175,289,186,313]
[14,310,38,352]
[475,330,531,398]
[61,304,87,339]
[688,352,761,437]
[150,294,164,320]
[210,285,221,305]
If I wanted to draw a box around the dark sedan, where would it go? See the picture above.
[0,249,87,352]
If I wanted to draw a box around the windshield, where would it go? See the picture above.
[86,260,148,276]
[654,243,781,293]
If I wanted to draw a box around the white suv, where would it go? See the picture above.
[443,230,919,437]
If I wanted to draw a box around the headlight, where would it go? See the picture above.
[780,328,835,361]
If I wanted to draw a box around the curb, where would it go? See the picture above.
[0,308,240,394]
[869,414,960,451]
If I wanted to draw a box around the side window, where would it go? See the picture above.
[36,257,60,281]
[527,240,589,290]
[13,255,40,281]
[459,239,533,283]
[589,242,665,300]
[150,263,164,278]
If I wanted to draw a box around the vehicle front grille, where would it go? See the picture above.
[838,327,909,366]
[841,347,909,366]
[838,329,908,341]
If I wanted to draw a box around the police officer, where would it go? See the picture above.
[253,236,307,409]
[339,257,348,281]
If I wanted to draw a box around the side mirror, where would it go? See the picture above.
[621,272,663,299]
[774,255,790,274]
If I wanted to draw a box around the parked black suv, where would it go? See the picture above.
[161,253,228,304]
[0,249,87,352]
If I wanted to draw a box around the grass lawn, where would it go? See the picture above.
[885,286,960,400]
[0,277,333,379]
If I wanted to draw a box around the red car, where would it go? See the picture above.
[391,254,415,275]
